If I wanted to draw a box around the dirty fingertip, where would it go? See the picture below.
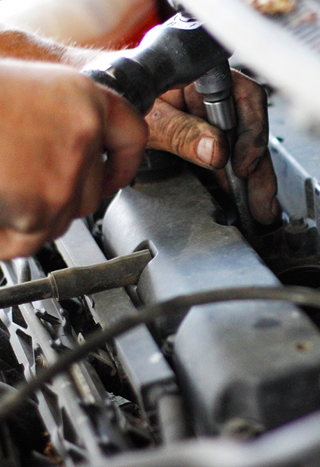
[251,195,281,225]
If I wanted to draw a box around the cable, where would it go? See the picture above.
[1,284,320,422]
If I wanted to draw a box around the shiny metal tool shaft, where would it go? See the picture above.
[195,65,257,237]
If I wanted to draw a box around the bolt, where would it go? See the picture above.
[289,216,308,231]
[162,334,176,356]
[221,418,264,440]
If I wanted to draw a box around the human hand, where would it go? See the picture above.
[0,60,147,260]
[145,69,279,225]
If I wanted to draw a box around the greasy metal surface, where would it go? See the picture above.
[103,170,281,308]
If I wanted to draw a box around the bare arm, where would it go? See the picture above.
[0,25,111,67]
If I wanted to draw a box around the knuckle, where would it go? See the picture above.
[56,73,103,140]
[234,150,264,178]
[169,116,202,155]
[75,104,102,141]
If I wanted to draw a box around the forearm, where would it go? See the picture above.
[0,26,115,69]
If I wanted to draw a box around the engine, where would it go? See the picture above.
[1,1,320,466]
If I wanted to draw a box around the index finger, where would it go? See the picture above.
[231,69,269,177]
[231,70,279,224]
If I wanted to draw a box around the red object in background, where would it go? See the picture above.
[114,6,161,48]
[124,0,174,47]
[90,0,175,50]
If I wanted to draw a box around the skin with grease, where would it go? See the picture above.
[0,27,278,259]
[146,70,278,225]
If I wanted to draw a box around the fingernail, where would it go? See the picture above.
[197,137,215,166]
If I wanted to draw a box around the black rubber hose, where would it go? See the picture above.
[0,285,320,423]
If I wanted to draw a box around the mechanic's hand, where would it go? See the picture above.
[0,60,147,260]
[145,69,279,225]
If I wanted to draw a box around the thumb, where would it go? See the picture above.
[145,98,229,169]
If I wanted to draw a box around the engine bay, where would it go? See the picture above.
[2,1,320,466]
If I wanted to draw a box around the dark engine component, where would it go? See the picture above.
[102,165,320,437]
[175,301,320,437]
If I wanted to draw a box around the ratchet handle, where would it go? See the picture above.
[85,13,230,115]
